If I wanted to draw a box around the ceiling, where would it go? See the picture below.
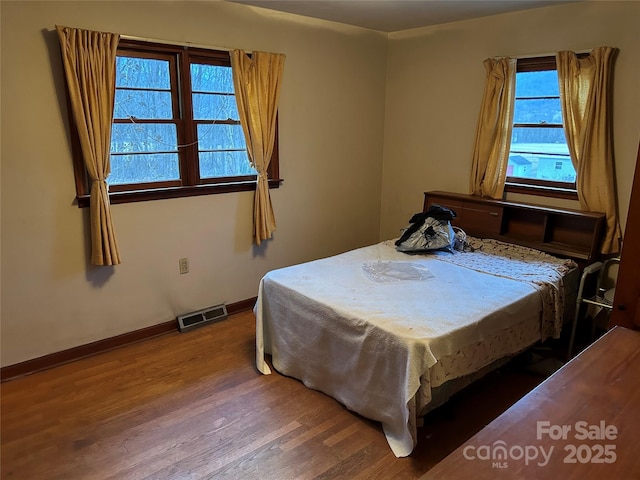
[227,0,578,33]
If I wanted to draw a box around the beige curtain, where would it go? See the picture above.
[557,47,621,254]
[230,50,285,245]
[57,26,121,265]
[469,57,517,199]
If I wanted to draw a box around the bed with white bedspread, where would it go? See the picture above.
[254,237,576,457]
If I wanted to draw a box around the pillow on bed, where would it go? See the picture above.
[395,205,457,254]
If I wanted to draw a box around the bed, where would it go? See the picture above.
[254,193,605,457]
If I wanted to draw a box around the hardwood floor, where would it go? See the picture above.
[1,311,548,479]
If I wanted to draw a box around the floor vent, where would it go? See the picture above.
[177,304,228,332]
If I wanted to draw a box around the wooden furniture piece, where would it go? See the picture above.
[421,326,640,479]
[424,191,606,266]
[611,142,640,329]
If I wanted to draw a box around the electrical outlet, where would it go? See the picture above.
[179,257,189,274]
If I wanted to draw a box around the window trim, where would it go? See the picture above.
[67,38,282,208]
[504,55,579,200]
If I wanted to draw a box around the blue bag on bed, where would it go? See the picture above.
[395,205,457,254]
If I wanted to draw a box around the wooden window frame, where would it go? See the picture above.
[67,39,281,208]
[505,55,578,201]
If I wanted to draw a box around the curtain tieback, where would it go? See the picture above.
[92,179,110,194]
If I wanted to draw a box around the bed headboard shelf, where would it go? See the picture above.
[424,191,606,265]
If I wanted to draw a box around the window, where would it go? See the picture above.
[506,56,578,199]
[70,39,280,206]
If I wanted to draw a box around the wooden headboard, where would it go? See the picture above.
[424,191,606,266]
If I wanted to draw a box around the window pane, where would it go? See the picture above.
[513,98,563,124]
[111,123,178,153]
[114,89,173,119]
[511,127,568,148]
[109,153,180,185]
[190,64,234,93]
[196,124,246,151]
[74,41,280,202]
[116,57,171,90]
[192,93,239,120]
[199,151,256,178]
[509,66,576,187]
[515,70,559,97]
[507,153,575,183]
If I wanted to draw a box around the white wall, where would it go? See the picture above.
[0,1,387,366]
[381,1,640,240]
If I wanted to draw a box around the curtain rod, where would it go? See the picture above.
[120,34,250,53]
[513,48,592,59]
[55,26,247,52]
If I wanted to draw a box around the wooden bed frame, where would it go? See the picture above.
[424,191,606,267]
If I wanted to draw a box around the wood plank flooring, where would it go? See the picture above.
[1,311,547,479]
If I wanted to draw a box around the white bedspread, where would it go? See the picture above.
[254,241,572,457]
